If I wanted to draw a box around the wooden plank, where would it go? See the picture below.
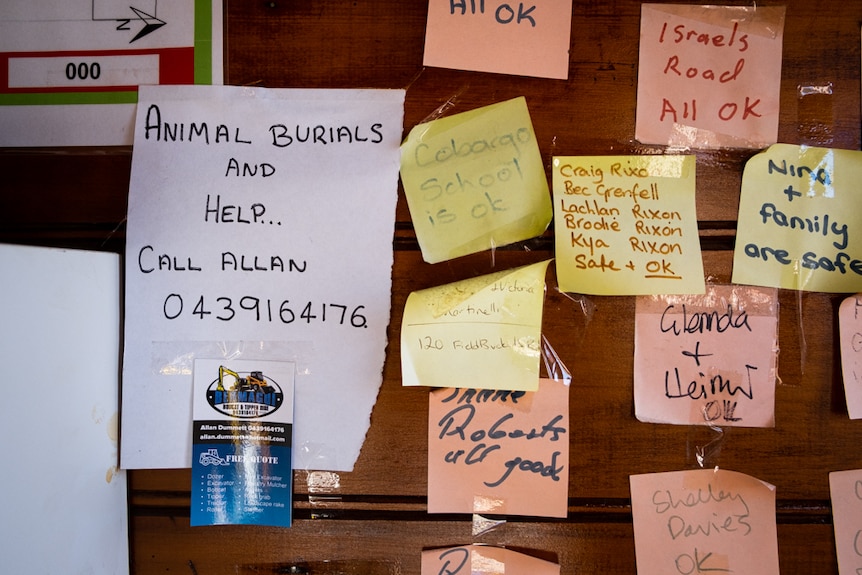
[130,516,839,575]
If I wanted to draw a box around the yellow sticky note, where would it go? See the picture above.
[553,155,704,295]
[732,144,862,293]
[630,469,780,575]
[400,97,552,264]
[423,0,573,79]
[401,260,551,391]
[636,4,785,149]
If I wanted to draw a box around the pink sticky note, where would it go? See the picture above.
[829,469,862,575]
[423,0,573,79]
[839,295,862,419]
[428,379,569,517]
[636,4,785,148]
[630,469,779,575]
[421,545,560,575]
[634,285,778,428]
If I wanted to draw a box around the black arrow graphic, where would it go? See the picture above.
[127,6,166,43]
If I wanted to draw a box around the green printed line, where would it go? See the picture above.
[195,0,214,84]
[0,91,138,106]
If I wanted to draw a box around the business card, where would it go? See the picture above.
[190,358,294,527]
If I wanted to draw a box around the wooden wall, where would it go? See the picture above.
[2,1,862,573]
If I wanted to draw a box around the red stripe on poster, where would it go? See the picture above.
[0,47,194,93]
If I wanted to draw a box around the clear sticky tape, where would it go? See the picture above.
[685,424,727,469]
[554,289,597,356]
[401,66,426,94]
[304,469,343,512]
[417,86,470,125]
[151,340,313,377]
[554,289,597,325]
[472,547,506,574]
[306,470,341,492]
[665,122,766,152]
[794,289,806,380]
[799,83,833,97]
[797,83,834,147]
[548,134,558,171]
[680,464,722,492]
[472,511,507,537]
[296,441,341,479]
[541,334,572,383]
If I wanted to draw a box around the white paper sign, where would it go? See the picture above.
[121,85,405,471]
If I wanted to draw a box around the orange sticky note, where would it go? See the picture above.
[829,469,862,575]
[630,469,779,575]
[839,295,862,419]
[636,4,785,148]
[428,379,569,517]
[423,1,573,79]
[634,285,778,428]
[421,545,560,575]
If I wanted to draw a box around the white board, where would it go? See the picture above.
[0,243,127,573]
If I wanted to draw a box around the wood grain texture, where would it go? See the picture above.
[2,1,861,573]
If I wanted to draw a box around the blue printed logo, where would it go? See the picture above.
[205,365,284,419]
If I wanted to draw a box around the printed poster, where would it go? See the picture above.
[634,285,778,427]
[428,379,569,517]
[636,4,785,149]
[733,144,862,293]
[191,359,294,527]
[121,85,405,471]
[553,154,704,295]
[0,0,223,146]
